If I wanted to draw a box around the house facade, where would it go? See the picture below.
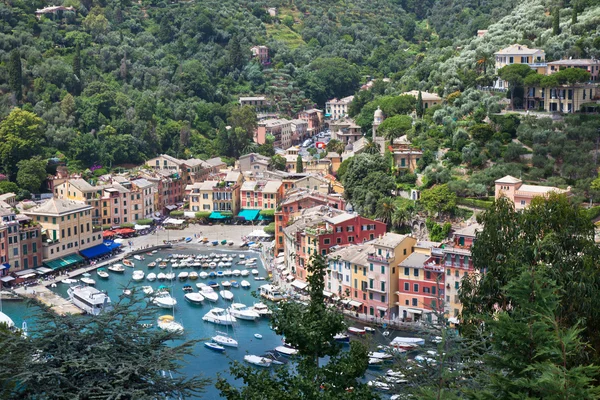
[326,96,354,120]
[255,119,293,148]
[0,202,43,273]
[495,175,570,210]
[330,118,362,145]
[240,180,282,210]
[297,109,324,137]
[403,90,442,109]
[186,171,242,215]
[493,44,546,89]
[524,84,600,113]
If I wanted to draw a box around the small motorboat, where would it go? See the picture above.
[157,272,167,281]
[216,271,224,278]
[230,280,240,288]
[123,259,135,268]
[184,292,205,304]
[142,286,154,296]
[62,278,78,284]
[153,292,177,308]
[108,264,125,273]
[244,355,272,368]
[97,269,109,279]
[275,345,299,357]
[220,290,234,301]
[202,308,236,325]
[251,269,259,276]
[207,281,219,289]
[228,303,260,320]
[189,271,198,280]
[223,270,232,277]
[254,333,263,339]
[239,254,246,260]
[220,239,227,245]
[159,262,167,269]
[211,241,219,246]
[182,284,194,293]
[132,270,145,282]
[221,280,232,288]
[199,285,219,302]
[157,315,183,333]
[212,334,238,348]
[178,272,189,281]
[165,272,175,281]
[204,342,225,352]
[147,273,157,282]
[364,327,376,333]
[232,269,241,276]
[199,271,208,279]
[367,380,390,391]
[228,240,234,246]
[185,237,192,243]
[254,277,265,281]
[240,280,251,289]
[148,262,156,269]
[80,277,96,286]
[134,255,144,261]
[334,333,350,343]
[252,303,272,318]
[241,270,250,277]
[348,327,367,335]
[122,289,132,297]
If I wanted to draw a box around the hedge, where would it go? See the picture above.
[584,206,600,220]
[120,223,135,229]
[457,198,493,209]
[259,209,275,218]
[137,219,153,225]
[170,210,184,217]
[264,222,276,235]
[195,211,211,219]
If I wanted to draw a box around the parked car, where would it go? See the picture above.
[302,139,312,147]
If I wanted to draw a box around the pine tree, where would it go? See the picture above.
[416,90,424,118]
[572,8,578,25]
[296,154,303,173]
[553,7,561,35]
[72,44,82,94]
[228,35,244,71]
[7,49,22,101]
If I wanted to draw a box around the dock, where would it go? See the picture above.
[13,285,83,315]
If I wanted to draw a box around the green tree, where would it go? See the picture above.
[72,43,82,94]
[296,154,303,173]
[228,106,257,139]
[304,58,360,105]
[416,91,424,118]
[282,15,294,28]
[0,296,208,398]
[553,7,561,35]
[326,139,345,157]
[0,109,45,178]
[378,115,413,141]
[498,63,535,110]
[375,196,396,225]
[0,181,19,195]
[269,154,287,171]
[7,49,23,101]
[216,255,375,399]
[419,184,457,216]
[228,35,245,71]
[16,157,48,193]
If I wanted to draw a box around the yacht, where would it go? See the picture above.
[67,285,112,316]
[228,303,260,321]
[252,302,273,318]
[259,284,285,302]
[198,285,219,302]
[153,291,177,308]
[220,290,234,301]
[202,308,236,325]
[244,355,272,368]
[184,292,205,304]
[212,334,238,348]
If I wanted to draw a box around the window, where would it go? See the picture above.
[454,282,460,289]
[348,236,354,242]
[13,248,18,256]
[32,243,37,253]
[520,200,526,206]
[455,270,459,277]
[369,293,373,300]
[381,295,386,303]
[412,298,418,306]
[423,287,430,294]
[413,283,419,292]
[324,238,330,245]
[414,268,419,277]
[425,271,431,279]
[403,248,407,255]
[381,265,385,274]
[447,268,451,275]
[22,244,27,255]
[404,282,409,291]
[404,267,410,276]
[432,286,436,295]
[369,263,373,271]
[381,282,385,292]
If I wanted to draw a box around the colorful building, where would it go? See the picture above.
[325,96,354,120]
[240,180,282,210]
[186,171,242,215]
[495,175,570,210]
[0,201,43,273]
[297,109,324,137]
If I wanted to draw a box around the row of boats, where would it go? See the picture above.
[128,253,257,270]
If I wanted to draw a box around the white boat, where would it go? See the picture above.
[254,333,263,339]
[240,280,251,289]
[348,327,366,335]
[368,352,394,360]
[252,302,272,318]
[157,272,167,281]
[132,270,145,282]
[141,286,154,296]
[223,270,232,277]
[364,327,376,333]
[97,269,109,279]
[239,254,245,259]
[189,271,198,280]
[165,272,175,281]
[153,292,177,308]
[367,380,390,391]
[212,334,238,347]
[134,255,144,261]
[123,259,134,268]
[219,290,234,301]
[62,278,78,284]
[244,355,272,368]
[184,292,205,304]
[228,303,260,321]
[221,280,232,288]
[240,270,250,277]
[204,342,225,352]
[232,269,241,276]
[202,308,236,325]
[67,285,112,315]
[251,269,259,275]
[80,277,96,286]
[275,345,298,357]
[390,337,425,347]
[177,272,189,281]
[199,286,219,302]
[259,285,285,302]
[157,315,183,333]
[147,273,157,282]
[199,271,208,279]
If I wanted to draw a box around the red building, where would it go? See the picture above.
[274,189,346,255]
[297,109,324,138]
[0,205,43,277]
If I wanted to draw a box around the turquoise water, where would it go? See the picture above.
[3,246,407,399]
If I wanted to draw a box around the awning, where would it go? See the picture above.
[134,224,149,230]
[377,306,388,312]
[277,264,287,271]
[44,254,85,271]
[248,229,272,238]
[0,263,8,271]
[79,241,121,259]
[35,267,53,274]
[349,300,363,308]
[341,299,351,305]
[20,273,37,279]
[286,274,295,282]
[238,209,260,221]
[0,276,15,282]
[407,308,423,315]
[14,269,37,277]
[102,230,116,238]
[209,212,228,220]
[114,228,135,235]
[164,218,185,225]
[276,255,285,263]
[291,280,308,290]
[165,204,178,210]
[323,290,333,298]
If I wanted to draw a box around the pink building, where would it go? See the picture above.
[495,175,570,210]
[297,109,323,137]
[546,59,600,81]
[251,45,269,64]
[240,180,282,210]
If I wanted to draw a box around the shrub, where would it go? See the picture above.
[136,218,153,225]
[264,222,276,235]
[259,209,275,218]
[195,211,211,220]
[120,223,135,229]
[170,210,184,217]
[456,197,493,209]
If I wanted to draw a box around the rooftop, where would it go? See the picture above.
[547,59,600,67]
[204,157,225,167]
[494,44,544,56]
[25,198,91,216]
[240,96,267,101]
[518,184,569,194]
[130,178,154,189]
[372,232,411,249]
[495,175,522,184]
[453,223,483,238]
[327,95,355,105]
[403,90,442,101]
[399,252,430,269]
[328,242,374,266]
[67,178,96,193]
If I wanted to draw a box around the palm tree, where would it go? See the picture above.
[363,139,380,155]
[375,197,396,225]
[475,51,494,76]
[326,139,345,157]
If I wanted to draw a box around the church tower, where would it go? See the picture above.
[372,106,383,141]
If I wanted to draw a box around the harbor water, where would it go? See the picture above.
[4,246,411,399]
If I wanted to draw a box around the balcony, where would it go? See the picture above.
[305,227,333,235]
[367,254,394,264]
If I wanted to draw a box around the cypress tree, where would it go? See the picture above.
[296,154,303,173]
[572,8,577,25]
[7,49,22,101]
[228,35,244,71]
[416,90,424,118]
[552,7,561,35]
[72,44,82,94]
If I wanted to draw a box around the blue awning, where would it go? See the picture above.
[238,209,260,221]
[80,241,121,259]
[209,211,227,220]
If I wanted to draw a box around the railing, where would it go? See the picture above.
[367,254,393,264]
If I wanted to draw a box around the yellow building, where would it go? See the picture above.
[24,198,103,262]
[494,44,546,89]
[524,84,600,113]
[402,90,442,109]
[186,171,242,214]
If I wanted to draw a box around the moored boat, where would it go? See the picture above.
[157,315,183,333]
[348,327,367,335]
[80,277,96,286]
[68,285,112,315]
[132,270,145,282]
[189,271,198,280]
[123,259,134,268]
[97,268,109,279]
[199,271,208,279]
[241,280,251,289]
[177,272,189,281]
[252,302,272,318]
[202,308,236,325]
[198,285,219,302]
[153,291,177,308]
[147,272,157,282]
[219,290,234,301]
[184,292,205,304]
[134,255,144,261]
[108,264,125,273]
[204,342,225,352]
[275,345,298,357]
[228,303,260,321]
[148,262,156,268]
[244,355,272,368]
[212,334,238,347]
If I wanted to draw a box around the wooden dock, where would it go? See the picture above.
[14,285,83,315]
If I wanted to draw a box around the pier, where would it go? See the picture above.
[13,285,83,315]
